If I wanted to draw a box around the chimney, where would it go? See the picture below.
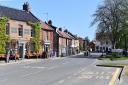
[64,29,68,33]
[59,28,62,31]
[48,20,52,25]
[23,2,31,12]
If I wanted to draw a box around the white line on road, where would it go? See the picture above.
[62,61,69,65]
[47,66,58,70]
[57,79,65,84]
[23,66,46,69]
[21,70,43,78]
[0,79,8,82]
[67,76,72,79]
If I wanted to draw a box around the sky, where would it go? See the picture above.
[0,0,102,40]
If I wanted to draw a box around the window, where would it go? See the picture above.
[30,43,35,52]
[24,29,30,35]
[106,41,108,45]
[6,23,10,34]
[18,25,23,36]
[11,28,17,33]
[31,29,35,37]
[45,31,48,40]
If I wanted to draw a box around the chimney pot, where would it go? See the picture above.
[23,2,31,12]
[59,28,62,31]
[48,20,52,25]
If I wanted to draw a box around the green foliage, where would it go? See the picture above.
[28,22,41,53]
[0,17,10,54]
[111,52,119,58]
[79,44,83,51]
[91,0,128,49]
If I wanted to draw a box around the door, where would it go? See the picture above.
[19,43,23,58]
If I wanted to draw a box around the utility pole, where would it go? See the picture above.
[43,12,49,22]
[124,34,127,56]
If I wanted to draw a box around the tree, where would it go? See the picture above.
[27,22,41,58]
[0,17,10,54]
[84,36,90,51]
[91,0,128,49]
[85,36,90,45]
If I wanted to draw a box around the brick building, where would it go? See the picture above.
[40,21,54,58]
[0,2,39,59]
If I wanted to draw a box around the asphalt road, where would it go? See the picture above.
[0,53,116,85]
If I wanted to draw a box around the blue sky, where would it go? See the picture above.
[0,0,102,40]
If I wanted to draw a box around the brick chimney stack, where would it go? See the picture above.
[48,20,52,25]
[59,28,62,31]
[23,2,31,12]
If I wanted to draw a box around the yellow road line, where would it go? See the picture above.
[108,68,121,85]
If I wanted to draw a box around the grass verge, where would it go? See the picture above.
[96,64,128,76]
[98,54,128,61]
[125,66,128,76]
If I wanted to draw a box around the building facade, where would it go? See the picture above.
[95,32,112,52]
[0,2,39,59]
[47,20,59,57]
[40,21,54,58]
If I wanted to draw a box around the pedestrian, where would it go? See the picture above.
[42,51,46,59]
[6,49,10,63]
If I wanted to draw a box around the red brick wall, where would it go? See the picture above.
[41,30,54,51]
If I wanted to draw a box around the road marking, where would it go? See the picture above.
[108,68,121,85]
[21,70,43,78]
[62,61,69,65]
[48,66,58,70]
[98,76,104,79]
[105,76,110,80]
[77,71,113,80]
[0,79,8,82]
[57,79,65,84]
[73,73,78,76]
[95,72,99,75]
[0,69,25,77]
[101,72,105,75]
[23,66,46,69]
[67,76,72,79]
[78,75,93,79]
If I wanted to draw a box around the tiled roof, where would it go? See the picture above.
[63,32,71,39]
[65,32,75,39]
[68,32,78,39]
[40,21,54,31]
[57,29,71,39]
[56,29,63,37]
[0,5,39,22]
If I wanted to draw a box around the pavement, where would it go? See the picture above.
[0,53,118,85]
[119,67,128,85]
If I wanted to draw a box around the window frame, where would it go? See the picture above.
[18,25,23,36]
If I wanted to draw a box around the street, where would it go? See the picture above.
[0,53,116,85]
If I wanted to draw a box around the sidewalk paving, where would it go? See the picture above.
[0,59,42,66]
[0,53,83,66]
[120,68,128,85]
